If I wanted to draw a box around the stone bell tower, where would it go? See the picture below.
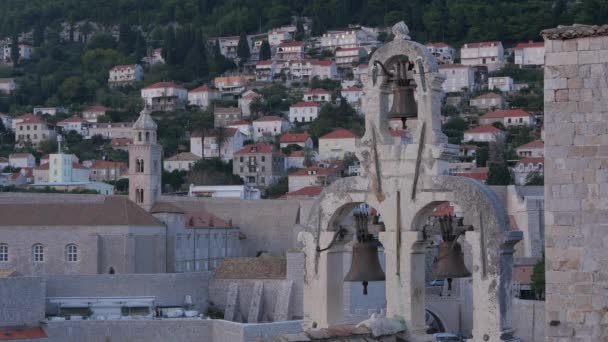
[128,109,162,211]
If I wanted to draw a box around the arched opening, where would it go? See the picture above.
[108,267,115,274]
[425,309,446,334]
[145,131,150,142]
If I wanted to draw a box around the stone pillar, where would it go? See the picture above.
[381,230,429,340]
[542,25,608,341]
[301,231,345,329]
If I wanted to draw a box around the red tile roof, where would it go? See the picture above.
[89,160,126,169]
[280,132,310,144]
[512,265,533,284]
[18,117,49,125]
[456,168,489,181]
[58,115,85,124]
[291,101,319,108]
[515,157,544,167]
[254,115,285,122]
[342,86,363,92]
[190,85,211,93]
[15,113,36,121]
[186,210,233,229]
[84,105,110,112]
[463,41,502,48]
[241,91,260,100]
[9,153,33,158]
[312,59,334,67]
[235,143,278,155]
[281,186,324,198]
[464,125,503,134]
[111,137,132,147]
[279,41,303,48]
[517,140,544,150]
[306,88,330,95]
[439,63,468,69]
[289,150,305,157]
[229,120,251,126]
[290,165,340,177]
[143,81,184,90]
[0,326,47,340]
[481,109,530,119]
[514,42,544,49]
[37,162,86,170]
[320,128,358,140]
[474,92,502,99]
[111,64,139,71]
[256,60,274,66]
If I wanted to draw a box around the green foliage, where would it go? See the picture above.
[490,65,543,84]
[187,158,243,186]
[475,145,489,167]
[163,169,188,192]
[525,172,544,186]
[237,32,250,61]
[265,176,288,199]
[441,104,458,117]
[205,303,224,319]
[486,163,512,185]
[0,185,98,194]
[531,258,545,299]
[442,117,469,145]
[259,40,271,61]
[309,100,363,140]
[281,144,303,156]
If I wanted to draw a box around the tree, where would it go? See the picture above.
[265,176,288,198]
[486,134,512,185]
[525,172,544,185]
[214,126,229,159]
[531,257,545,300]
[186,159,243,186]
[10,32,19,65]
[303,148,315,167]
[259,40,271,61]
[236,32,250,61]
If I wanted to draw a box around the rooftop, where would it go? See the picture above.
[515,157,544,167]
[474,92,503,100]
[291,101,319,108]
[305,88,331,95]
[189,85,212,93]
[0,196,161,226]
[541,24,608,40]
[514,42,545,49]
[186,210,233,229]
[280,132,311,144]
[235,143,280,155]
[281,186,324,198]
[84,105,110,112]
[254,115,285,122]
[464,125,503,134]
[165,152,201,162]
[320,128,358,140]
[143,81,184,90]
[463,41,502,48]
[517,140,544,150]
[213,256,286,279]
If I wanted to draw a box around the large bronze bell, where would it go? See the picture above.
[432,240,471,291]
[344,240,386,295]
[389,81,418,122]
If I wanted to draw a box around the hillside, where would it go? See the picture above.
[0,0,603,44]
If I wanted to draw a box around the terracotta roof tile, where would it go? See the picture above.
[291,101,319,108]
[0,327,47,340]
[320,128,358,139]
[281,186,323,198]
[165,152,200,162]
[189,85,212,93]
[515,157,544,167]
[235,143,279,155]
[456,167,489,181]
[254,115,285,122]
[143,81,184,90]
[186,210,234,229]
[88,160,126,169]
[214,256,286,279]
[280,132,310,144]
[514,42,544,49]
[306,88,330,95]
[516,140,544,150]
[426,42,450,48]
[474,92,503,100]
[464,125,503,134]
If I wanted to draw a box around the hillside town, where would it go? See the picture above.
[0,1,605,341]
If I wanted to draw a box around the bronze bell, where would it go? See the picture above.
[389,81,417,129]
[432,241,471,291]
[344,241,386,295]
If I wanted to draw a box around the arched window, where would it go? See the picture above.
[66,244,78,262]
[136,189,144,203]
[33,244,44,262]
[0,244,8,262]
[137,159,145,173]
[138,131,142,142]
[108,267,115,274]
[145,132,150,142]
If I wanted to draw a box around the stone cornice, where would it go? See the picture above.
[541,24,608,40]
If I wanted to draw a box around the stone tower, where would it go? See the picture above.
[128,109,162,211]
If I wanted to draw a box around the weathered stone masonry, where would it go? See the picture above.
[542,24,608,341]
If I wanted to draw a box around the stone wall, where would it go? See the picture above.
[512,299,545,342]
[45,272,210,312]
[542,24,608,341]
[0,276,45,327]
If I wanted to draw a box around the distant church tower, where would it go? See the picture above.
[129,109,162,211]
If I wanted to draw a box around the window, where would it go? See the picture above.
[66,244,77,262]
[146,132,150,142]
[138,132,142,142]
[136,189,144,203]
[261,156,266,162]
[0,244,7,262]
[33,244,44,262]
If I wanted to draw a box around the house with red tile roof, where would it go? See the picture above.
[8,153,35,168]
[238,90,261,117]
[188,85,219,109]
[289,101,320,123]
[108,64,143,86]
[513,157,544,185]
[460,41,505,71]
[279,132,313,149]
[86,160,128,182]
[288,164,342,192]
[514,41,545,66]
[516,140,544,158]
[111,137,132,151]
[463,125,505,143]
[341,86,364,106]
[470,92,505,110]
[214,76,248,94]
[141,81,187,111]
[479,109,534,127]
[255,60,277,82]
[227,120,252,138]
[276,41,304,61]
[303,88,331,103]
[57,115,89,136]
[455,167,489,183]
[233,143,286,188]
[252,116,290,141]
[279,59,338,81]
[14,116,56,148]
[286,149,319,169]
[318,129,359,160]
[334,47,366,65]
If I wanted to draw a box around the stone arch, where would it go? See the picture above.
[425,308,447,334]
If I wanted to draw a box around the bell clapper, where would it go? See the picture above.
[447,278,453,295]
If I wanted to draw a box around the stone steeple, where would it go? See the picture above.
[128,108,162,211]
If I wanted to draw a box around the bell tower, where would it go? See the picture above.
[128,109,162,211]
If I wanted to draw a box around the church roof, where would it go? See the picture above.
[0,196,162,226]
[133,110,157,130]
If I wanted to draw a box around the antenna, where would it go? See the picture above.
[57,135,63,153]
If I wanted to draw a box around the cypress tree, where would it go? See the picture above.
[236,32,250,61]
[259,40,271,61]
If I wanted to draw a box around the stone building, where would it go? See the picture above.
[213,106,242,128]
[0,195,166,276]
[233,143,286,188]
[541,24,608,341]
